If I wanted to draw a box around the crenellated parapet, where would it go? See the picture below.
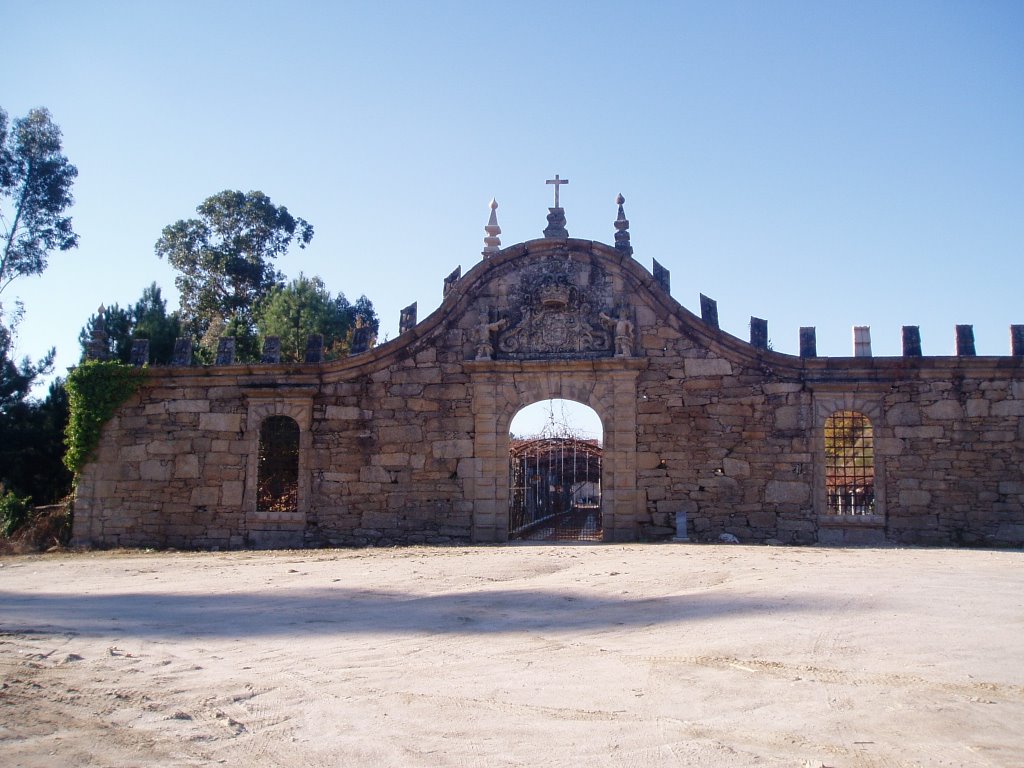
[155,186,1021,369]
[73,181,1024,552]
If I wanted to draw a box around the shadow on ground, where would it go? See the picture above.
[0,586,826,639]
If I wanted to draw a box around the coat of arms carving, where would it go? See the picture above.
[494,256,614,359]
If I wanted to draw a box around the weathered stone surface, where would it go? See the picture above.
[924,401,964,420]
[722,457,750,477]
[992,400,1024,417]
[261,336,282,364]
[69,234,1024,551]
[174,455,200,479]
[799,327,816,358]
[199,413,241,432]
[774,406,800,430]
[749,317,768,349]
[900,490,932,506]
[887,404,921,426]
[902,325,922,356]
[765,481,809,505]
[699,294,719,328]
[684,357,732,377]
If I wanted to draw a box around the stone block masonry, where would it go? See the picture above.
[73,224,1024,550]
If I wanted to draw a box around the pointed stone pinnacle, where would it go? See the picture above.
[482,197,502,256]
[614,193,633,256]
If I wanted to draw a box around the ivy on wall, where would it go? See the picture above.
[64,361,146,475]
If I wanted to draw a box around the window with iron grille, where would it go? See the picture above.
[257,415,300,514]
[824,410,874,515]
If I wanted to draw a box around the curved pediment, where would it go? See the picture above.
[326,236,805,382]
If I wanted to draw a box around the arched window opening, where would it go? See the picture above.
[257,415,300,514]
[824,410,874,515]
[508,399,603,541]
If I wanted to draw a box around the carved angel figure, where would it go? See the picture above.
[475,311,508,360]
[600,308,635,358]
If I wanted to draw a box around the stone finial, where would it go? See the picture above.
[652,259,670,293]
[261,336,282,363]
[443,266,461,297]
[400,302,418,335]
[482,198,501,257]
[87,304,110,361]
[902,326,922,357]
[350,324,373,355]
[171,337,193,366]
[614,193,633,256]
[129,339,149,366]
[215,337,236,365]
[799,327,817,358]
[853,326,872,357]
[543,208,568,239]
[305,334,324,363]
[956,324,976,356]
[543,175,569,239]
[750,317,768,350]
[699,294,719,329]
[1011,325,1024,357]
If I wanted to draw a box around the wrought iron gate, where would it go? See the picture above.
[509,436,602,541]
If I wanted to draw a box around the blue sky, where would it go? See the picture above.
[5,2,1023,436]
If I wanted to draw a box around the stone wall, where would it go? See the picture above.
[72,237,1024,549]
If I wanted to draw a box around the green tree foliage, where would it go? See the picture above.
[0,106,77,515]
[0,489,31,537]
[78,303,132,362]
[0,318,52,413]
[0,319,71,506]
[131,282,182,362]
[78,283,181,364]
[0,107,78,297]
[255,274,379,361]
[154,190,313,343]
[0,377,72,507]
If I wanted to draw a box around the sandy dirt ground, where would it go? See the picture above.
[1,543,1022,767]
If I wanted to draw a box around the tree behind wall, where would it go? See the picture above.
[78,283,181,364]
[255,274,379,361]
[0,106,78,509]
[155,190,313,357]
[0,323,70,505]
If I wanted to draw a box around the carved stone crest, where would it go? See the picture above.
[495,255,614,359]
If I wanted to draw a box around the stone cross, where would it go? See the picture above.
[546,175,568,208]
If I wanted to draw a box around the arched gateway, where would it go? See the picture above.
[72,192,1024,550]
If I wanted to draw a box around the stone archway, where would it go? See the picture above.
[466,359,645,542]
[508,399,604,541]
